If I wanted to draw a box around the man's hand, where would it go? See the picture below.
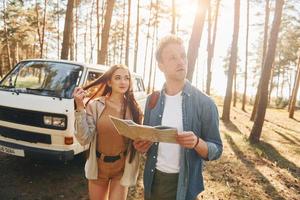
[176,131,198,149]
[133,139,153,153]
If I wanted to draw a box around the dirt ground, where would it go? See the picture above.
[199,101,300,200]
[0,154,88,200]
[0,102,299,200]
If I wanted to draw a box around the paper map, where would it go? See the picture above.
[109,116,178,143]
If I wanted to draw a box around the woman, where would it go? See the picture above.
[73,64,142,200]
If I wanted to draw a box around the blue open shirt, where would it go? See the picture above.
[143,81,223,200]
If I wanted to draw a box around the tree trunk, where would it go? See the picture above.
[35,0,47,58]
[268,64,275,105]
[206,0,220,95]
[25,47,29,59]
[3,0,12,69]
[280,66,285,97]
[242,0,249,111]
[89,0,95,62]
[133,0,140,72]
[15,42,19,63]
[206,1,212,94]
[250,80,260,120]
[147,0,158,94]
[98,0,115,64]
[288,69,292,98]
[0,55,3,78]
[222,0,240,122]
[95,0,105,63]
[289,66,296,111]
[250,0,270,120]
[11,47,16,66]
[147,26,156,94]
[233,72,237,107]
[96,0,100,63]
[151,18,159,93]
[84,12,88,62]
[171,0,176,34]
[70,17,74,60]
[33,44,36,58]
[249,0,284,143]
[41,0,47,58]
[61,0,74,59]
[143,0,153,79]
[152,63,157,92]
[152,34,158,93]
[187,0,209,81]
[261,0,270,67]
[45,36,48,58]
[118,30,123,64]
[276,68,280,98]
[119,0,126,64]
[112,35,117,64]
[57,0,60,59]
[289,55,300,118]
[125,0,131,66]
[75,0,79,61]
[35,1,42,57]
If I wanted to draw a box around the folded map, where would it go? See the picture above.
[109,115,178,143]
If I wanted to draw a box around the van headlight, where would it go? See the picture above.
[43,116,52,125]
[43,116,66,128]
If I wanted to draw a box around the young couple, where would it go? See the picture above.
[73,35,223,200]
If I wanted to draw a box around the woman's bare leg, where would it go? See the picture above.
[108,179,128,200]
[88,180,109,200]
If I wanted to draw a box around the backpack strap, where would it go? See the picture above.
[148,91,160,110]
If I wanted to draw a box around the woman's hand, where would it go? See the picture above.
[73,87,86,111]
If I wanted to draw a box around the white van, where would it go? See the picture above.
[0,59,147,161]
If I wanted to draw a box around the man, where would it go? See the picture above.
[134,35,223,200]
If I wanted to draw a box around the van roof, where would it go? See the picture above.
[21,59,143,78]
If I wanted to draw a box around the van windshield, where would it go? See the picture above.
[0,61,83,99]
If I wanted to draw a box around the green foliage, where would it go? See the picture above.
[0,0,60,74]
[251,0,300,94]
[274,97,289,108]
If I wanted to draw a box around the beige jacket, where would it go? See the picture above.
[74,97,140,186]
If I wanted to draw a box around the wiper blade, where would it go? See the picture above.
[26,88,56,93]
[0,85,15,89]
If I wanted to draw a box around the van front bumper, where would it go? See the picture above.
[0,140,74,161]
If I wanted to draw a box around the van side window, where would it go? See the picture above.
[87,71,102,84]
[133,77,145,92]
[85,71,103,97]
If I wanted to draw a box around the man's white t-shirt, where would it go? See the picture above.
[156,91,183,173]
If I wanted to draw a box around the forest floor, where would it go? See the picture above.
[198,99,300,200]
[0,99,299,200]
